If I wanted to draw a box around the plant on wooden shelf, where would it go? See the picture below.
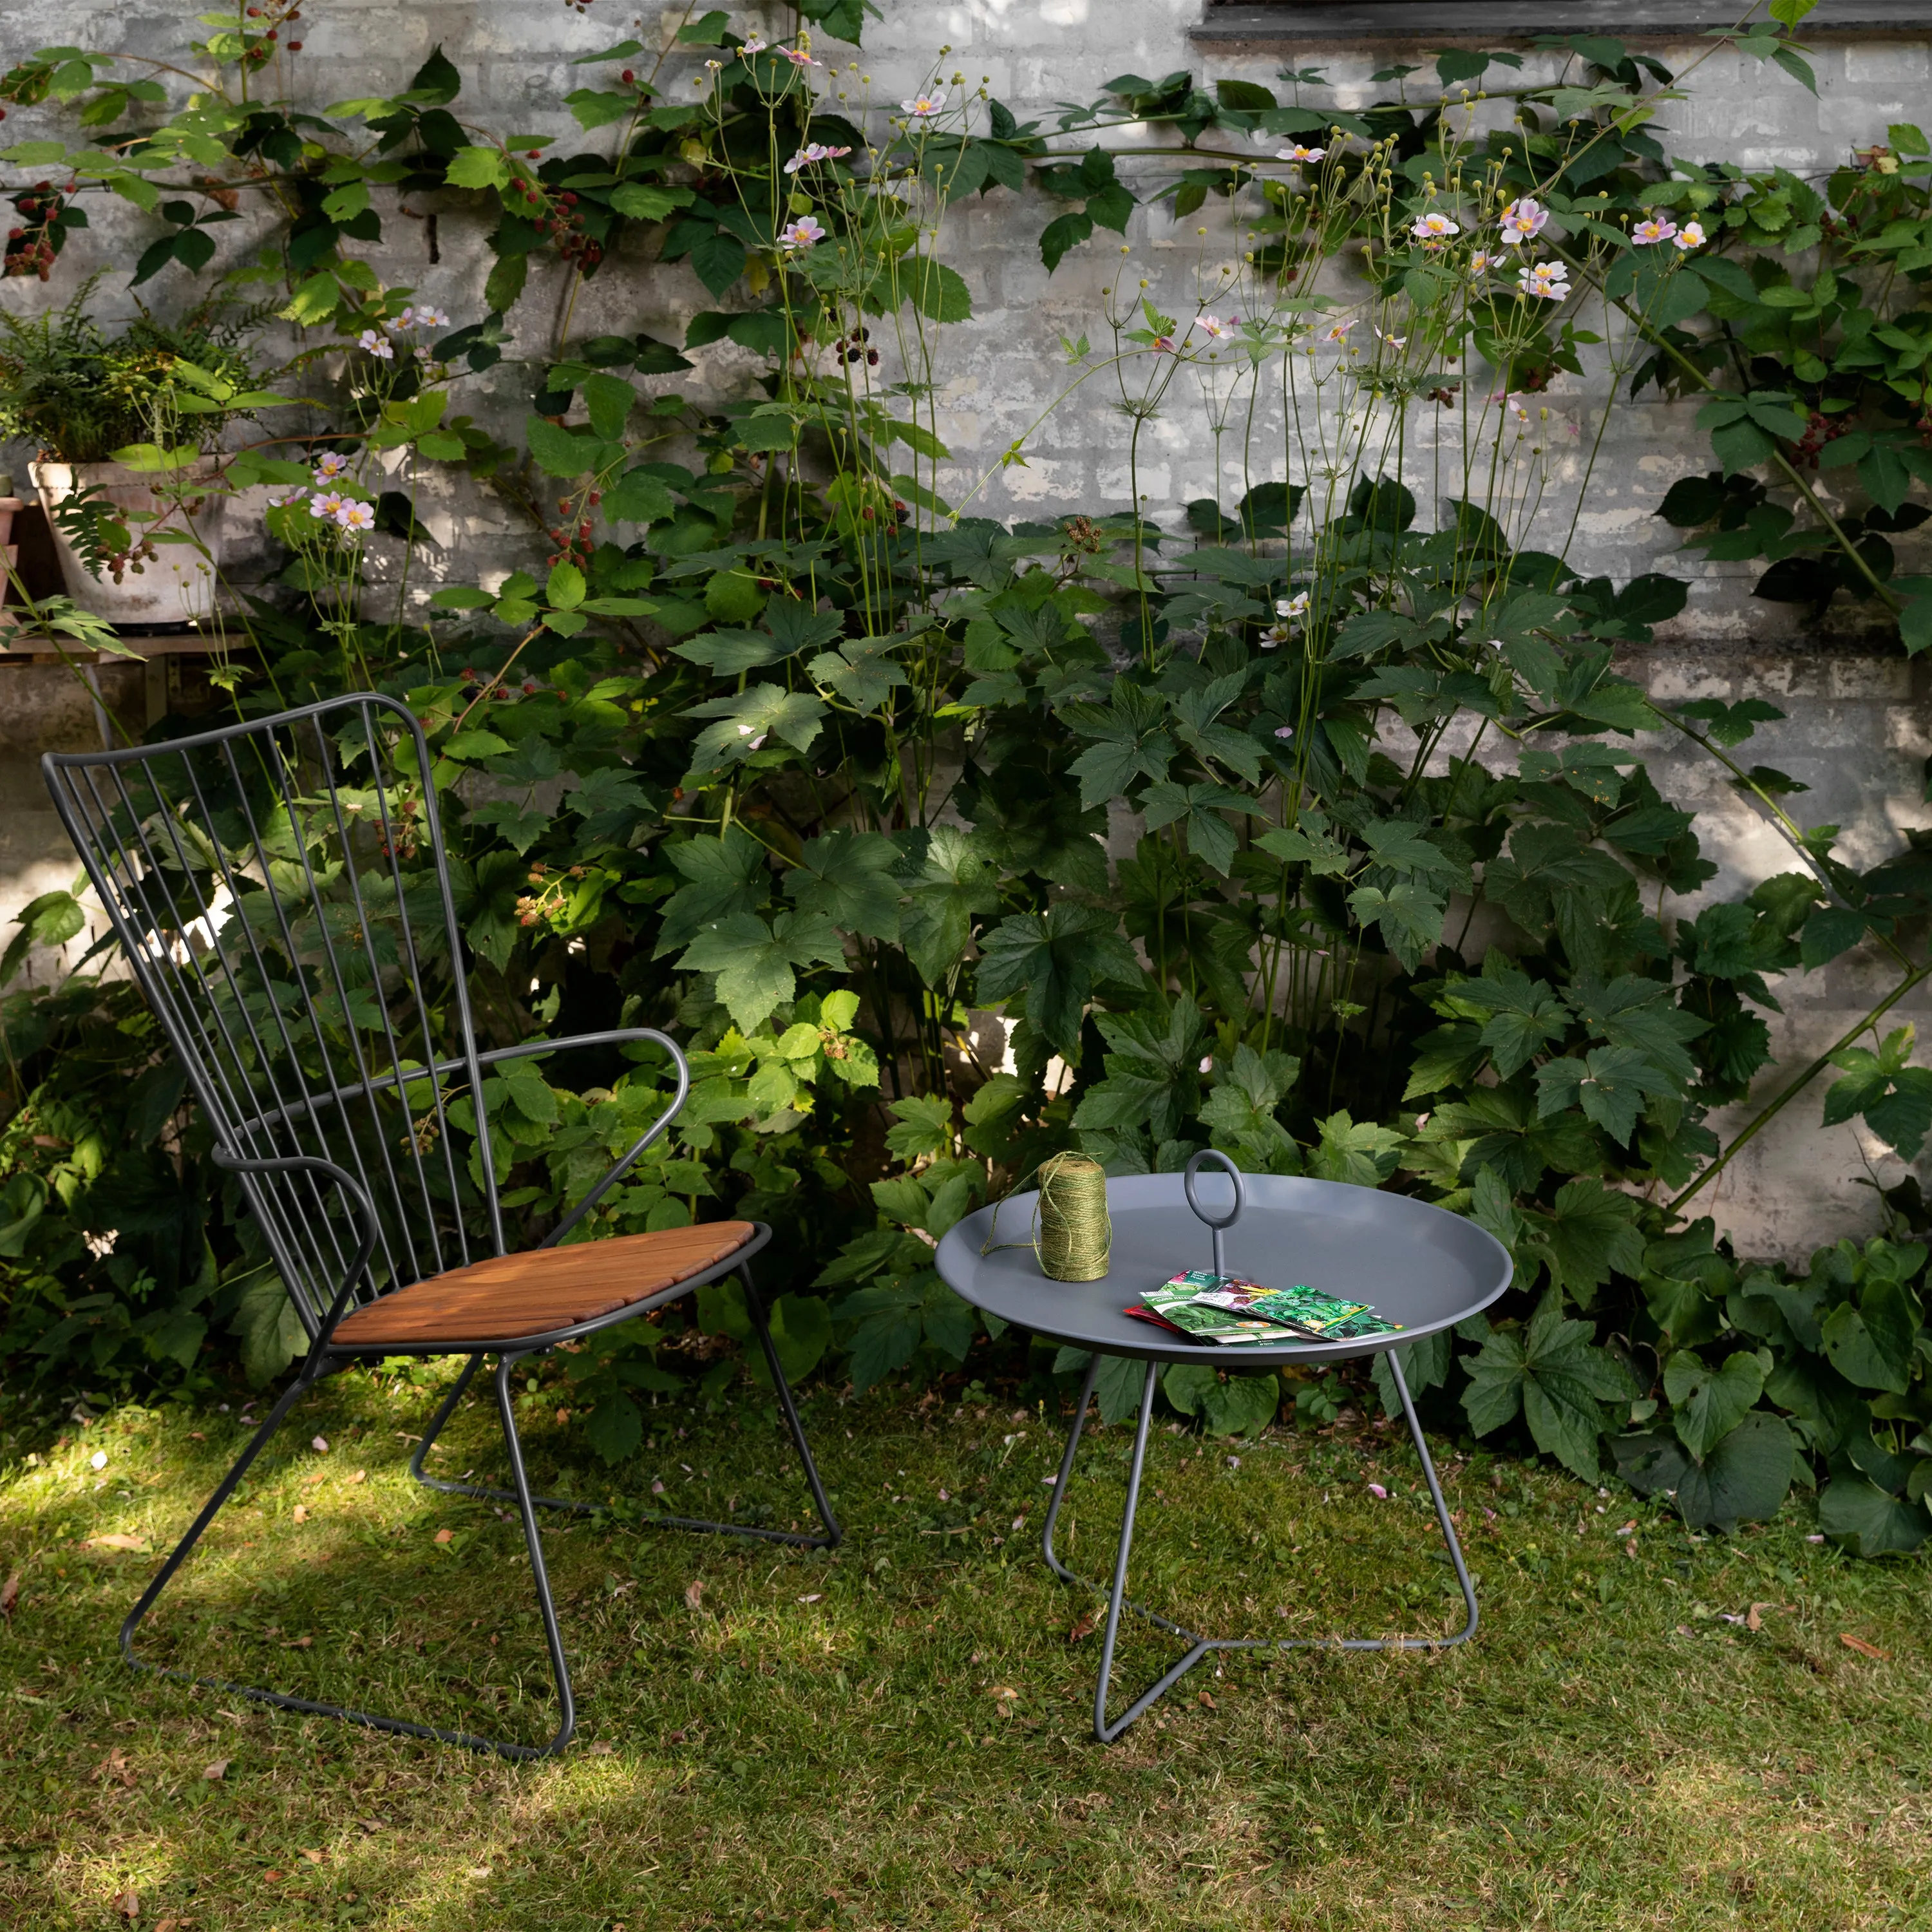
[0,277,285,623]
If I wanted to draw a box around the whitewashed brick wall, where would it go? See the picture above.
[5,2,1932,1257]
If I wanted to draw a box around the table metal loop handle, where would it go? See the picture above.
[1182,1148,1245,1267]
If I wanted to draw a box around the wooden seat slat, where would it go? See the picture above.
[331,1222,757,1345]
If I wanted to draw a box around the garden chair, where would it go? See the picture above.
[43,692,841,1759]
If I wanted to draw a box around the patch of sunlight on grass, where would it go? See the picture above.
[3,1376,1930,1930]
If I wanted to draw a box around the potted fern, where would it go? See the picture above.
[0,283,276,625]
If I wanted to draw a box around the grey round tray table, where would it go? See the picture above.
[934,1160,1513,1741]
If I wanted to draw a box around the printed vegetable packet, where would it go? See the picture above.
[1138,1270,1404,1344]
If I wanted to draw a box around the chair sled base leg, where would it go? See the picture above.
[122,1354,576,1761]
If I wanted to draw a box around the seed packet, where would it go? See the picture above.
[1245,1285,1381,1333]
[1138,1271,1403,1344]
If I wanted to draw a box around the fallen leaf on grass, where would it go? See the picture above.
[433,1530,453,1545]
[1841,1633,1891,1660]
[585,1741,615,1756]
[1,1571,19,1620]
[93,1749,138,1789]
[202,1759,229,1781]
[1747,1602,1773,1633]
[87,1534,151,1554]
[1068,1613,1097,1643]
[987,1685,1018,1701]
[113,1889,138,1919]
[1197,1690,1217,1710]
[350,1470,366,1484]
[685,1580,705,1611]
[263,1871,286,1882]
[292,1506,308,1524]
[298,1849,325,1864]
[797,1593,823,1605]
[284,1636,313,1650]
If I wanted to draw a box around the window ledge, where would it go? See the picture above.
[1194,1,1932,41]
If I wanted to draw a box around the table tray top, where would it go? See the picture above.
[934,1171,1511,1365]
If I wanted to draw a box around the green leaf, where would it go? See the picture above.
[1462,1297,1634,1480]
[1,890,85,988]
[445,145,508,190]
[974,903,1144,1061]
[674,629,793,676]
[1306,1110,1404,1188]
[546,561,586,611]
[1369,1329,1452,1420]
[905,257,972,323]
[581,369,637,442]
[1817,1475,1929,1555]
[524,415,621,480]
[1074,995,1211,1146]
[583,1392,644,1463]
[567,88,635,131]
[1821,1293,1917,1395]
[900,826,1001,985]
[1663,1348,1766,1457]
[1529,1177,1645,1301]
[786,830,903,942]
[1615,1411,1796,1530]
[685,685,828,771]
[1455,963,1573,1079]
[676,907,845,1033]
[1139,779,1253,876]
[1197,1042,1302,1172]
[1534,1046,1672,1146]
[1822,1023,1932,1159]
[690,229,748,298]
[1061,679,1173,808]
[605,466,679,524]
[1346,878,1446,973]
[810,636,910,715]
[1255,818,1351,876]
[229,1269,307,1388]
[609,182,696,221]
[752,1292,833,1387]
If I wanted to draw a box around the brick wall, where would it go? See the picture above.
[3,3,1930,1256]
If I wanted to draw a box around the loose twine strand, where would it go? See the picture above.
[980,1150,1112,1281]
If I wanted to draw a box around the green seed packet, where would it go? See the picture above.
[1139,1271,1403,1343]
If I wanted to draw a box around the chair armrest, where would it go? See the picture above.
[211,1146,380,1347]
[477,1029,692,1248]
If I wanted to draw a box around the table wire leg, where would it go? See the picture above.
[1389,1350,1479,1645]
[1041,1349,1481,1742]
[1039,1354,1098,1586]
[1092,1359,1208,1743]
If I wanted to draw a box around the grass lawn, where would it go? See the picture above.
[1,1363,1927,1930]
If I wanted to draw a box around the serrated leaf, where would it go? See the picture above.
[445,145,507,189]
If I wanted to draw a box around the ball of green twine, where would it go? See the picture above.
[1036,1151,1112,1281]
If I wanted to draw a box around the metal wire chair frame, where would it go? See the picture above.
[42,692,841,1760]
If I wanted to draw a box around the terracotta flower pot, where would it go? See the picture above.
[30,459,222,625]
[0,496,21,549]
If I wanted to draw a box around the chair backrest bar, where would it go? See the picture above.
[43,694,506,1338]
